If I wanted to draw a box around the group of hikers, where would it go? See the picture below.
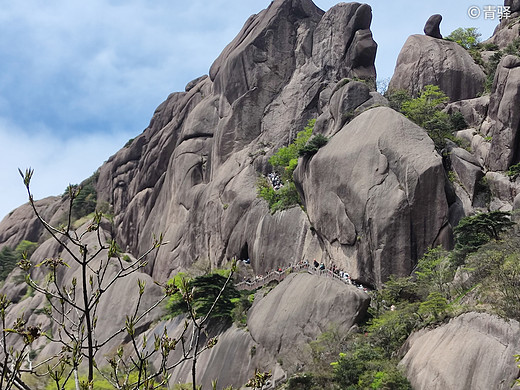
[267,172,283,190]
[238,257,369,292]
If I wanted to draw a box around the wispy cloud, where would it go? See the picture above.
[0,116,133,218]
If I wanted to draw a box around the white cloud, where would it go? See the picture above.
[0,117,134,220]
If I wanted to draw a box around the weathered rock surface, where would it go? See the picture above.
[389,35,486,101]
[87,0,386,284]
[424,14,442,39]
[248,273,368,366]
[0,0,441,291]
[446,143,484,202]
[445,95,489,129]
[295,107,449,287]
[455,129,491,168]
[485,55,520,170]
[0,196,64,249]
[488,14,520,49]
[485,171,520,211]
[3,1,520,386]
[506,0,520,13]
[400,312,520,390]
[0,223,163,360]
[0,1,390,383]
[149,272,369,389]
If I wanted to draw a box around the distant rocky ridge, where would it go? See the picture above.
[1,0,520,388]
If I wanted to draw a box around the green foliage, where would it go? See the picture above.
[245,369,272,389]
[291,219,520,388]
[385,89,411,112]
[390,85,465,150]
[484,38,520,92]
[15,240,38,259]
[268,119,315,178]
[358,364,412,390]
[65,171,100,221]
[515,355,520,385]
[44,369,169,390]
[286,373,334,390]
[331,342,411,390]
[482,42,499,51]
[415,246,453,299]
[418,292,449,322]
[379,276,418,306]
[0,247,18,281]
[450,111,468,131]
[331,345,380,389]
[446,27,481,50]
[173,384,201,390]
[270,182,300,212]
[485,51,504,92]
[70,183,97,221]
[453,210,515,264]
[308,324,349,372]
[230,291,253,327]
[506,162,520,180]
[298,134,328,157]
[166,272,240,320]
[464,239,520,320]
[401,85,448,126]
[504,37,520,56]
[0,241,38,281]
[445,27,484,65]
[258,119,320,213]
[256,177,278,208]
[367,303,421,357]
[257,178,301,213]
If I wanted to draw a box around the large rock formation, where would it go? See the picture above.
[487,10,520,49]
[0,224,164,359]
[150,272,369,388]
[0,0,449,293]
[484,55,520,170]
[295,107,449,287]
[389,34,486,101]
[0,1,400,385]
[5,0,520,387]
[400,312,520,390]
[424,14,442,39]
[85,0,405,286]
[0,197,65,249]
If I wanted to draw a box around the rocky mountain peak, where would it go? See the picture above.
[0,0,442,289]
[2,1,520,388]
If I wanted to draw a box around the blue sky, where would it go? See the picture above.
[0,0,501,220]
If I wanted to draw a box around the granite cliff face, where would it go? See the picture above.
[154,273,369,389]
[389,34,486,101]
[0,0,451,288]
[1,0,520,388]
[79,0,444,288]
[400,313,520,390]
[295,107,448,286]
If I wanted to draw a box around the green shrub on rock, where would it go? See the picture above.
[257,119,319,213]
[446,27,481,50]
[298,134,328,157]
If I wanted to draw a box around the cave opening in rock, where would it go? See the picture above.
[239,242,249,261]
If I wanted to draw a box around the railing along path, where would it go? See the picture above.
[235,262,356,291]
